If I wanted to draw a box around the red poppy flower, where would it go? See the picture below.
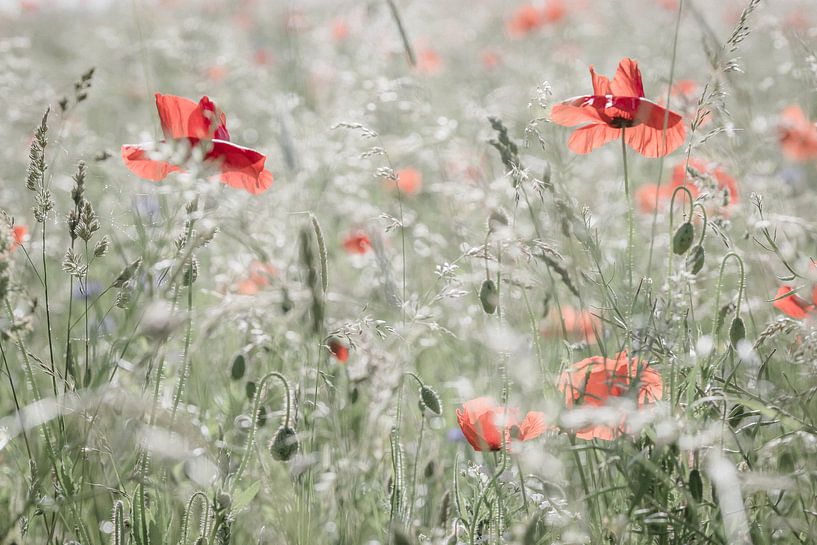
[551,58,686,157]
[456,397,546,451]
[542,0,566,23]
[122,93,274,195]
[416,48,443,75]
[235,261,277,295]
[558,353,663,441]
[10,225,27,252]
[635,158,739,214]
[773,284,817,320]
[342,230,372,255]
[541,306,600,342]
[506,4,543,37]
[778,105,817,161]
[332,18,350,42]
[327,337,349,362]
[387,168,422,195]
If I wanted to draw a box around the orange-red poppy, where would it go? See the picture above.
[558,353,663,441]
[122,93,274,195]
[773,284,817,320]
[416,48,443,75]
[635,159,738,214]
[551,58,686,157]
[332,18,350,42]
[456,397,546,451]
[327,337,349,362]
[235,261,277,295]
[778,105,817,161]
[342,230,371,255]
[387,168,422,195]
[10,225,27,252]
[506,1,565,37]
[506,4,542,36]
[541,306,600,342]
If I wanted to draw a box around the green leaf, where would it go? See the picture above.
[232,481,260,512]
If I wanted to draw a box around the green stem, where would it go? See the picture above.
[233,371,291,488]
[621,129,634,298]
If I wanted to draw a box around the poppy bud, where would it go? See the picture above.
[245,381,257,400]
[479,279,498,314]
[183,256,198,286]
[419,385,442,416]
[488,208,509,232]
[230,354,246,381]
[728,404,745,429]
[391,528,413,545]
[216,492,231,511]
[672,222,694,255]
[688,469,703,502]
[687,244,705,274]
[269,425,299,461]
[729,316,745,348]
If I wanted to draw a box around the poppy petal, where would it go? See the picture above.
[610,57,644,98]
[567,124,621,154]
[624,121,685,158]
[155,93,201,140]
[589,65,611,95]
[551,101,606,126]
[519,411,547,441]
[121,144,182,181]
[207,140,274,195]
[188,96,230,140]
[773,285,813,319]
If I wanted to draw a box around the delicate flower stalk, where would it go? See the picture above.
[111,500,126,545]
[234,371,294,486]
[179,492,211,545]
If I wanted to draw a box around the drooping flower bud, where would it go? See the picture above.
[269,425,299,461]
[419,385,442,416]
[672,222,694,255]
[479,279,498,314]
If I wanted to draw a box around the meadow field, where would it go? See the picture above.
[1,0,817,543]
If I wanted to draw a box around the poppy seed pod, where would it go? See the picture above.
[479,279,498,314]
[672,222,694,255]
[269,425,299,461]
[419,385,442,416]
[729,316,746,348]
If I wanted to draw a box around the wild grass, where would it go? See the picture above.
[1,1,817,544]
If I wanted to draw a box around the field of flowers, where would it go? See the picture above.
[2,0,817,543]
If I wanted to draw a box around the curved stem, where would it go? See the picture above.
[233,371,291,488]
[711,251,746,347]
[179,491,210,545]
[693,202,708,246]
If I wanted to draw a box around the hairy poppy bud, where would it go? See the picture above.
[269,426,299,461]
[488,208,509,232]
[183,256,198,286]
[479,279,498,314]
[419,385,442,416]
[729,316,745,348]
[231,354,246,381]
[688,469,703,502]
[687,244,705,274]
[216,492,231,511]
[672,222,694,255]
